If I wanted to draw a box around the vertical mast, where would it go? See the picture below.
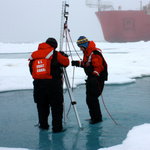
[59,1,83,130]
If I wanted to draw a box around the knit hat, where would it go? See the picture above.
[46,38,58,49]
[77,36,89,48]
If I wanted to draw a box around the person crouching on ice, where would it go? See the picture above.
[29,38,69,132]
[71,36,108,124]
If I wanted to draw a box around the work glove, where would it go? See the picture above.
[59,51,69,57]
[71,60,79,67]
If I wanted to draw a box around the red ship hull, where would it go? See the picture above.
[96,11,150,42]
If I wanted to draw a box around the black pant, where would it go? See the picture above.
[86,77,104,121]
[33,79,63,132]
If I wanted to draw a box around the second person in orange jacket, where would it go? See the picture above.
[72,36,108,124]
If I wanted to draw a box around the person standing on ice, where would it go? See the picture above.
[71,36,108,124]
[29,38,69,132]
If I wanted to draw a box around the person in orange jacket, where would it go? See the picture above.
[29,38,69,132]
[72,36,108,124]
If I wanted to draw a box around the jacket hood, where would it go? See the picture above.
[84,41,96,56]
[38,42,53,50]
[30,43,54,60]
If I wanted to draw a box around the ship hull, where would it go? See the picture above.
[96,11,150,42]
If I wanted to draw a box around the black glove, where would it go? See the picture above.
[59,51,68,57]
[71,60,79,67]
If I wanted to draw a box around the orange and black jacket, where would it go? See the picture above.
[29,42,69,80]
[78,41,108,80]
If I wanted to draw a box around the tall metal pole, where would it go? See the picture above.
[59,1,82,129]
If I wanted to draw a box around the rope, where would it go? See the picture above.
[63,102,66,124]
[72,67,75,91]
[96,78,128,129]
[67,27,82,60]
[62,25,83,119]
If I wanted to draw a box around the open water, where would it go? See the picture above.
[0,77,150,150]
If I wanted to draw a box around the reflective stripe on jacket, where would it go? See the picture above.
[79,41,108,80]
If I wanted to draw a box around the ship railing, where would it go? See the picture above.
[86,0,114,11]
[143,2,150,15]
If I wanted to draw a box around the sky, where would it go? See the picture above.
[0,41,150,149]
[0,0,150,43]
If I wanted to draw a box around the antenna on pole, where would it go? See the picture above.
[59,1,83,130]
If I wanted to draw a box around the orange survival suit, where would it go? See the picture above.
[72,40,108,124]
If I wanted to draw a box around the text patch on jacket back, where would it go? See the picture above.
[32,59,51,79]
